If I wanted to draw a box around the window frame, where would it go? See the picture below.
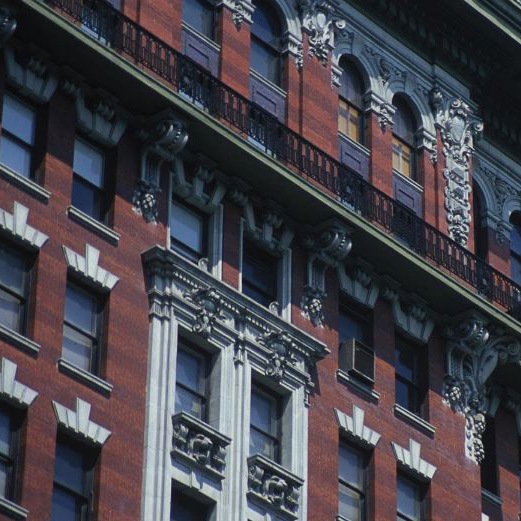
[174,340,210,422]
[249,384,281,463]
[62,281,104,376]
[0,92,37,180]
[338,59,365,145]
[0,241,33,335]
[0,403,23,502]
[392,98,417,181]
[395,337,425,417]
[338,441,369,521]
[51,433,98,521]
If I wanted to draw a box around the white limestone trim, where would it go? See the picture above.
[63,243,119,291]
[0,358,37,407]
[391,438,436,481]
[0,201,48,249]
[52,397,111,446]
[335,405,381,448]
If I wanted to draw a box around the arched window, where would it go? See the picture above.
[510,212,521,285]
[251,2,283,86]
[182,0,215,40]
[338,58,364,144]
[392,97,417,180]
[472,183,488,260]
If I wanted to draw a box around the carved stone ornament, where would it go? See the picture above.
[184,287,224,338]
[138,117,189,161]
[443,316,521,463]
[247,455,303,517]
[299,0,346,65]
[431,89,483,246]
[495,221,511,246]
[301,286,326,327]
[221,0,255,28]
[132,179,161,223]
[257,331,298,381]
[0,6,16,46]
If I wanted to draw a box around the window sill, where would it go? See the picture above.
[0,165,50,203]
[337,369,380,403]
[337,515,352,521]
[0,324,40,356]
[392,169,423,193]
[482,488,502,506]
[393,404,436,437]
[0,497,28,519]
[181,22,221,52]
[67,206,120,245]
[338,132,370,157]
[57,358,113,395]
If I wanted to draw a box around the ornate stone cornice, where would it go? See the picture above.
[443,314,521,463]
[299,0,346,65]
[431,89,483,246]
[301,220,352,327]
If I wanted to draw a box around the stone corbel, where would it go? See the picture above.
[337,258,379,309]
[282,32,304,71]
[4,45,58,103]
[443,313,521,463]
[301,221,352,326]
[133,113,189,223]
[0,6,16,46]
[299,0,346,66]
[219,0,255,29]
[430,88,483,246]
[365,91,394,131]
[184,287,224,338]
[415,127,438,165]
[257,331,298,382]
[382,277,434,343]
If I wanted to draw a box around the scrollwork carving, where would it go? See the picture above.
[257,331,298,381]
[184,287,224,338]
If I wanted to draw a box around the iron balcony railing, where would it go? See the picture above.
[42,0,521,319]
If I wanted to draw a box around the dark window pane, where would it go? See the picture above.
[249,429,275,459]
[175,386,204,419]
[54,442,87,493]
[2,95,35,145]
[73,139,104,187]
[339,445,363,487]
[397,477,419,521]
[171,491,210,521]
[72,176,103,219]
[339,60,364,108]
[250,391,273,433]
[0,137,32,178]
[0,409,12,457]
[0,246,26,293]
[182,0,214,39]
[51,487,84,521]
[251,40,280,85]
[395,344,415,381]
[251,3,281,45]
[0,289,23,331]
[65,286,97,335]
[170,202,205,259]
[339,483,363,521]
[62,324,94,371]
[242,242,278,307]
[176,350,202,392]
[393,98,415,144]
[339,306,369,344]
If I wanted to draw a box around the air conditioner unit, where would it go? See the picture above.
[340,338,375,384]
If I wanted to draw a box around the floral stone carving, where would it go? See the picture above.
[257,331,298,381]
[184,287,224,338]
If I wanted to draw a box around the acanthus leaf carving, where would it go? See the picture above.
[257,331,298,381]
[184,287,224,338]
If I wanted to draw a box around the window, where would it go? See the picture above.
[397,476,422,521]
[62,283,103,374]
[473,183,488,261]
[395,338,424,416]
[72,138,106,221]
[51,434,97,521]
[339,443,367,521]
[339,301,371,345]
[182,0,215,40]
[174,345,208,421]
[242,240,278,308]
[170,199,208,262]
[0,405,21,501]
[251,2,283,86]
[0,93,36,179]
[250,386,280,462]
[480,416,498,495]
[392,97,417,180]
[171,488,213,521]
[338,59,365,144]
[0,243,31,334]
[511,212,521,286]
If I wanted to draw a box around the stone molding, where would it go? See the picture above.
[0,357,37,408]
[431,89,483,246]
[299,0,346,65]
[335,405,381,448]
[52,397,111,446]
[301,220,352,326]
[443,314,521,463]
[0,201,48,249]
[391,438,437,481]
[247,454,303,519]
[220,0,255,28]
[143,246,327,394]
[382,279,434,343]
[4,45,58,103]
[337,259,379,309]
[63,243,119,291]
[172,411,231,480]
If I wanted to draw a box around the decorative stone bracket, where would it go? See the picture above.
[431,89,483,246]
[299,0,346,65]
[443,314,521,463]
[172,411,231,479]
[184,286,224,338]
[392,438,437,481]
[0,201,48,249]
[220,0,255,29]
[382,279,434,343]
[247,454,303,519]
[335,405,381,448]
[301,221,352,326]
[257,331,298,382]
[337,259,379,309]
[365,92,395,132]
[133,113,189,223]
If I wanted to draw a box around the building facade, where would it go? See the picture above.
[0,0,521,520]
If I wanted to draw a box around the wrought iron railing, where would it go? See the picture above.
[41,0,521,319]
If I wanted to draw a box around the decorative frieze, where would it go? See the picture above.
[172,412,231,479]
[443,314,521,463]
[301,220,352,326]
[299,0,346,65]
[431,89,483,246]
[247,454,303,519]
